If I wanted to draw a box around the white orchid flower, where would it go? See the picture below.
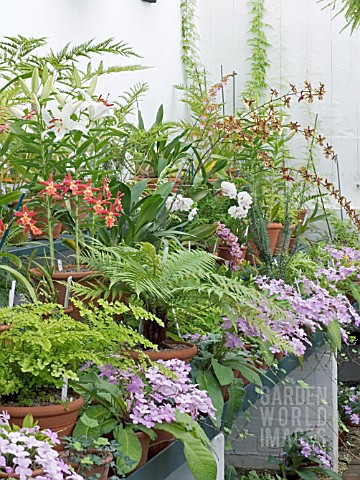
[42,100,88,142]
[228,205,249,220]
[237,191,253,209]
[220,181,237,199]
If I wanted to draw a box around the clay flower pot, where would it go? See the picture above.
[267,222,284,254]
[128,341,197,363]
[1,396,84,451]
[217,246,247,263]
[134,431,150,471]
[148,429,176,458]
[64,454,113,480]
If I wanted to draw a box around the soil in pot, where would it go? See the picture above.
[1,395,84,451]
[128,341,197,363]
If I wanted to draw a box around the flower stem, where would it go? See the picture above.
[47,195,55,270]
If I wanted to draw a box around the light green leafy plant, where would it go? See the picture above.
[0,300,151,405]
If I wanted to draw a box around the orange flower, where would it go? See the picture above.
[14,206,36,228]
[61,172,86,196]
[88,194,110,215]
[114,191,124,213]
[101,204,120,228]
[82,178,99,202]
[39,175,62,197]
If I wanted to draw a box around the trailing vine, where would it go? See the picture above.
[243,0,270,103]
[180,0,204,90]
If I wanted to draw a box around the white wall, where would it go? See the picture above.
[2,0,360,206]
[0,0,186,125]
[197,0,360,207]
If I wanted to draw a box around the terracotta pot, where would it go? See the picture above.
[274,351,285,361]
[0,469,43,478]
[275,224,295,254]
[128,341,197,363]
[167,177,182,193]
[133,431,150,472]
[65,454,113,480]
[267,223,283,254]
[1,396,84,451]
[148,429,176,458]
[217,246,247,263]
[221,369,246,402]
[0,325,12,334]
[30,266,99,321]
[135,176,158,191]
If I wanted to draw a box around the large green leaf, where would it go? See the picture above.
[113,425,142,475]
[237,364,262,386]
[181,224,217,242]
[327,319,342,351]
[134,195,164,236]
[183,439,217,480]
[155,419,217,480]
[211,359,234,387]
[0,265,37,303]
[0,190,22,206]
[197,370,224,428]
[223,378,245,433]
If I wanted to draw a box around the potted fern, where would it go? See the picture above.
[0,301,151,447]
[70,241,285,362]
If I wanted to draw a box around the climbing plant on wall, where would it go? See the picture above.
[243,0,270,102]
[319,0,360,32]
[180,0,204,89]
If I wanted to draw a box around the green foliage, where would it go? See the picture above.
[243,0,270,102]
[272,430,341,480]
[72,242,294,348]
[73,372,216,480]
[180,0,204,88]
[225,467,281,480]
[0,300,148,403]
[155,411,217,480]
[319,0,360,33]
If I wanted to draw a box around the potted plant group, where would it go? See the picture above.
[0,412,84,479]
[273,431,341,480]
[0,300,152,446]
[72,358,217,479]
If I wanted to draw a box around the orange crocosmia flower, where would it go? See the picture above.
[101,204,120,228]
[102,179,111,200]
[88,194,110,215]
[114,192,124,213]
[61,172,86,196]
[39,175,62,197]
[30,224,43,236]
[14,206,36,227]
[82,178,99,202]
